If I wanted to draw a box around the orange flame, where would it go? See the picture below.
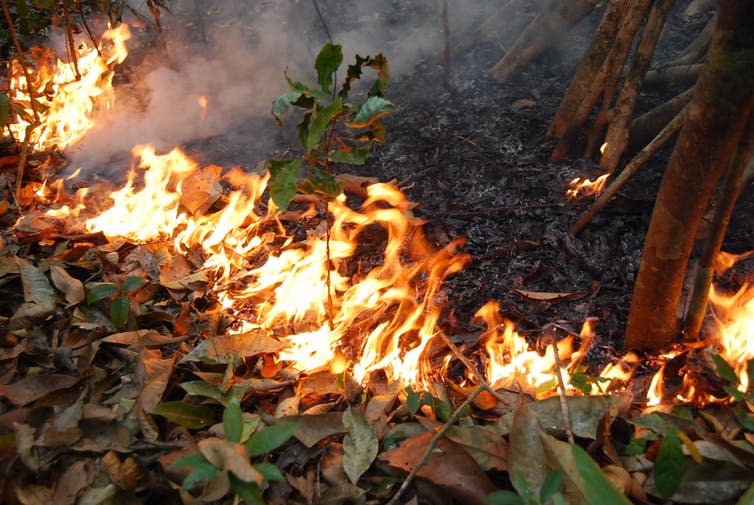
[8,24,130,150]
[566,173,609,199]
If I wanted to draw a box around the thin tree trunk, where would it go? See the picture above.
[665,11,717,67]
[684,121,754,340]
[548,0,628,144]
[624,0,754,351]
[490,0,600,82]
[599,0,675,172]
[629,86,694,150]
[552,0,653,160]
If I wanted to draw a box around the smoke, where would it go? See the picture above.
[66,0,500,175]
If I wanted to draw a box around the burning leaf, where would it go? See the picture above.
[0,374,78,406]
[181,331,285,364]
[49,265,85,306]
[379,430,497,505]
[152,401,216,430]
[342,405,378,484]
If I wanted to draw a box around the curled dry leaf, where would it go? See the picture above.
[0,374,79,406]
[603,464,632,495]
[198,438,264,485]
[52,459,93,505]
[50,265,85,306]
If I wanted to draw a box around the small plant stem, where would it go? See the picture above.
[77,0,102,56]
[569,105,686,235]
[437,331,511,404]
[62,0,82,79]
[15,127,32,204]
[386,384,487,505]
[551,340,575,445]
[1,0,40,124]
[684,115,754,339]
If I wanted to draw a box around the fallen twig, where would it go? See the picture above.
[551,340,575,444]
[569,105,687,235]
[385,384,488,505]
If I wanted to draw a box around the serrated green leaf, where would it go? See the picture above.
[305,99,343,152]
[298,167,341,201]
[0,93,9,128]
[572,444,633,505]
[485,490,524,505]
[350,96,394,128]
[315,43,343,94]
[329,146,371,165]
[342,406,378,484]
[152,401,216,429]
[87,282,119,303]
[654,430,686,499]
[267,159,301,211]
[713,354,740,385]
[229,475,265,505]
[540,469,564,503]
[223,398,243,443]
[110,295,129,329]
[254,462,284,481]
[246,421,299,457]
[121,276,146,293]
[340,53,389,99]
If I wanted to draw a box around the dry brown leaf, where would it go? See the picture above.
[49,265,85,306]
[181,331,285,363]
[198,438,263,485]
[137,349,176,413]
[511,98,537,111]
[511,288,588,303]
[14,483,52,505]
[379,430,497,505]
[51,459,92,505]
[180,164,222,215]
[103,451,144,491]
[14,422,38,471]
[0,374,78,406]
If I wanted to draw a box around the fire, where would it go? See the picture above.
[566,173,609,199]
[7,24,130,150]
[709,281,754,391]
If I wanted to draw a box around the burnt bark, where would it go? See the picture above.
[624,0,754,351]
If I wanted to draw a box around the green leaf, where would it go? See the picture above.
[0,93,9,128]
[654,430,686,499]
[405,386,421,415]
[571,444,633,505]
[171,453,218,490]
[272,91,314,125]
[298,167,342,201]
[570,372,592,395]
[350,96,394,128]
[315,43,343,94]
[540,469,564,503]
[246,421,299,457]
[736,407,754,432]
[121,276,146,293]
[151,401,217,429]
[267,159,302,211]
[713,354,740,385]
[340,53,389,99]
[342,405,378,484]
[434,398,453,423]
[625,437,648,456]
[223,398,243,443]
[485,490,524,505]
[305,99,343,152]
[109,295,130,329]
[254,462,285,481]
[329,146,371,165]
[229,475,265,505]
[87,282,119,303]
[180,380,225,402]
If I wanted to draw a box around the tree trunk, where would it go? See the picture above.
[624,0,754,351]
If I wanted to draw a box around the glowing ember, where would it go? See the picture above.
[7,24,130,150]
[566,173,609,199]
